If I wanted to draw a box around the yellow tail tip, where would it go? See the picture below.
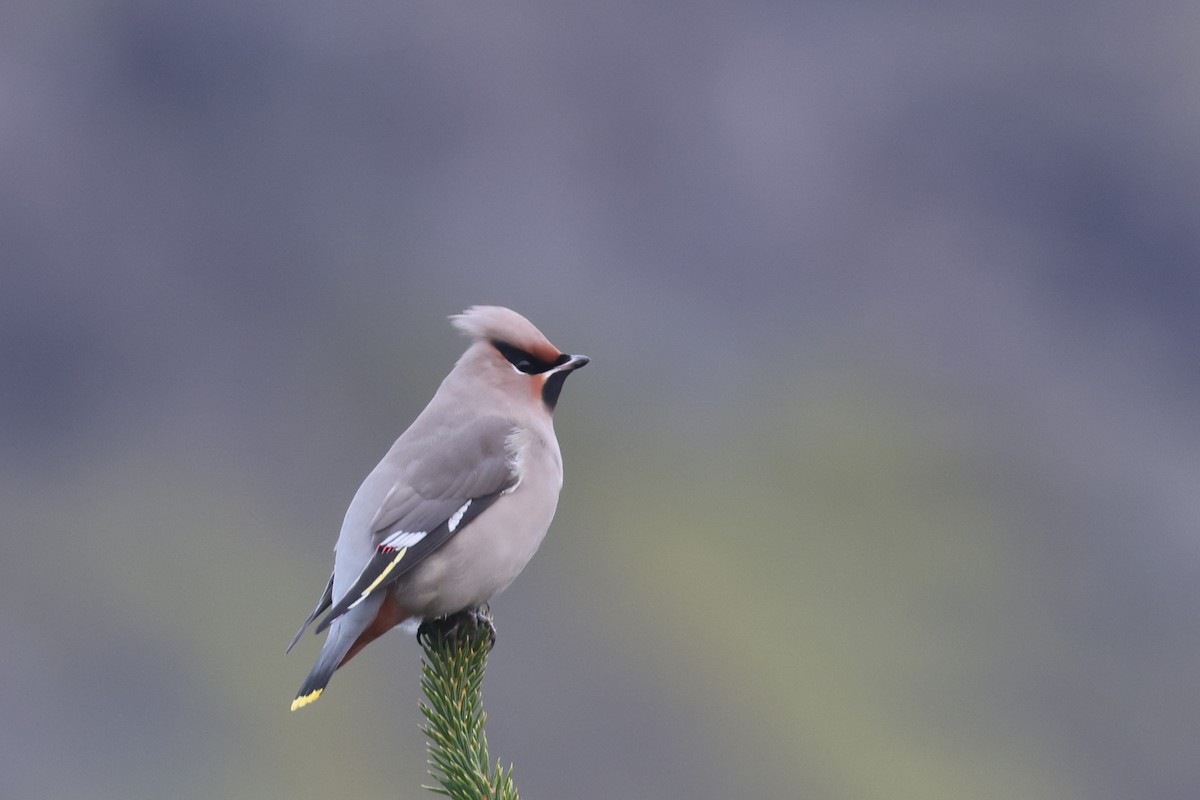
[290,688,322,711]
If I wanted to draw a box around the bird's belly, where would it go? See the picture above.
[394,479,561,618]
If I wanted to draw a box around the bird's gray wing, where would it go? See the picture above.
[314,416,517,633]
[286,571,334,653]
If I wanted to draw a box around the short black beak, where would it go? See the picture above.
[561,354,590,371]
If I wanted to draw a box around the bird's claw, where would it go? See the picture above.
[417,606,496,651]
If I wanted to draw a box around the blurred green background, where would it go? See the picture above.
[4,2,1200,799]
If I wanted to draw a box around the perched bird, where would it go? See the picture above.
[288,306,589,710]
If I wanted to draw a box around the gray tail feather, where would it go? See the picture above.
[290,623,356,710]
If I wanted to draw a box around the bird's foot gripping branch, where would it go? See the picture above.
[418,606,497,651]
[418,607,519,800]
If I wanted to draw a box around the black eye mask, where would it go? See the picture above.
[490,340,569,375]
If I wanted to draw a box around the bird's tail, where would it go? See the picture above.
[290,619,357,711]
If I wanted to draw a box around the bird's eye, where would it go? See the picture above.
[491,340,553,374]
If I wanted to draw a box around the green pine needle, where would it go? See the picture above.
[418,609,521,800]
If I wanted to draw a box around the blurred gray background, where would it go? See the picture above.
[3,2,1200,799]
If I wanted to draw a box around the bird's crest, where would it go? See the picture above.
[451,306,560,363]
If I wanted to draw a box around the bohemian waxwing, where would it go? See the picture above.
[288,306,588,710]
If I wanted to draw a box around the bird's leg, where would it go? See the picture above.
[465,605,497,650]
[417,605,496,651]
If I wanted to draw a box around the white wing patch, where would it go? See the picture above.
[447,500,471,532]
[382,530,428,549]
